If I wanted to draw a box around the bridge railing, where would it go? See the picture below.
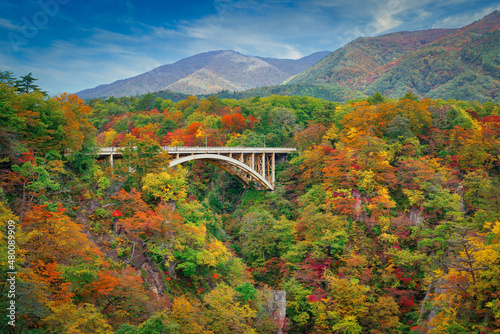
[161,146,296,153]
[99,146,296,155]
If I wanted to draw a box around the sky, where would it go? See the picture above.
[1,0,499,95]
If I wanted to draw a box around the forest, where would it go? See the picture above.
[1,71,500,334]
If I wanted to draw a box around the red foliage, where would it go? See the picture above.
[183,122,203,146]
[162,128,184,146]
[19,151,36,164]
[112,209,122,217]
[221,113,248,133]
[112,134,127,146]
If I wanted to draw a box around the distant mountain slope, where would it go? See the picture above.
[76,50,329,99]
[289,10,500,101]
[256,51,331,76]
[192,83,366,102]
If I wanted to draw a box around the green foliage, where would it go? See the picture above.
[235,282,257,302]
[115,314,180,334]
[2,71,500,334]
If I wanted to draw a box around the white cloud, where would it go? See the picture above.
[0,18,22,31]
[2,0,498,95]
[433,4,500,28]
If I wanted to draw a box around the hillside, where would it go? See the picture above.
[289,10,500,101]
[194,83,367,102]
[76,50,330,99]
[2,73,500,333]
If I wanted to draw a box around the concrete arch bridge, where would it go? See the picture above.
[98,146,296,191]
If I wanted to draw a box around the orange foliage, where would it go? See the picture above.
[221,113,248,133]
[119,209,164,237]
[21,204,95,263]
[298,145,336,186]
[162,128,184,146]
[323,149,359,190]
[163,109,184,126]
[294,123,328,150]
[111,188,148,217]
[55,93,96,153]
[27,260,74,305]
[184,122,204,146]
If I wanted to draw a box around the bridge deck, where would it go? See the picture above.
[97,146,296,191]
[99,146,296,156]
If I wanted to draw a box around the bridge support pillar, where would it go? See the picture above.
[272,153,275,187]
[262,152,266,181]
[109,153,114,167]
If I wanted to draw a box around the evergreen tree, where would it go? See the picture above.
[15,72,44,94]
[0,70,16,85]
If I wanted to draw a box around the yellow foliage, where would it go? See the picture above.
[142,170,187,202]
[311,274,369,332]
[402,188,425,206]
[167,295,213,334]
[0,200,23,268]
[43,302,114,334]
[103,129,118,146]
[379,216,391,233]
[199,239,231,267]
[203,283,257,334]
[491,221,500,239]
[367,295,401,333]
[358,169,377,192]
[468,236,497,267]
[380,232,399,244]
[323,124,340,142]
[433,268,444,279]
[142,122,160,135]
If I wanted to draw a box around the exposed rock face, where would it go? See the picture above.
[409,206,424,225]
[140,261,166,296]
[268,290,286,334]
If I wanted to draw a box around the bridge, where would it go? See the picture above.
[98,147,296,191]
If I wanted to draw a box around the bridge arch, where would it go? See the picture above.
[169,154,274,190]
[98,146,296,191]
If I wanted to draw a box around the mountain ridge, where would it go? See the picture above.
[288,10,500,101]
[76,50,330,99]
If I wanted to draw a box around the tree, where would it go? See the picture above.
[203,283,257,334]
[396,98,433,135]
[121,134,171,180]
[20,204,95,263]
[294,123,328,150]
[15,90,65,154]
[55,93,97,155]
[116,314,180,334]
[0,70,16,85]
[310,275,370,333]
[221,113,248,133]
[142,169,187,203]
[298,145,336,187]
[166,295,211,334]
[367,91,385,105]
[134,93,156,111]
[15,72,43,94]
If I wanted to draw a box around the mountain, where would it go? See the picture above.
[288,10,500,101]
[76,50,330,99]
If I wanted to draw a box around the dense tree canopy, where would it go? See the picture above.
[1,72,500,333]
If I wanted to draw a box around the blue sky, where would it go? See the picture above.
[1,0,499,95]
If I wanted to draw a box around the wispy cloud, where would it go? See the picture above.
[434,4,500,28]
[1,0,498,94]
[0,18,21,31]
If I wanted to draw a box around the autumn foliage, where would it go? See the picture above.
[1,74,500,333]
